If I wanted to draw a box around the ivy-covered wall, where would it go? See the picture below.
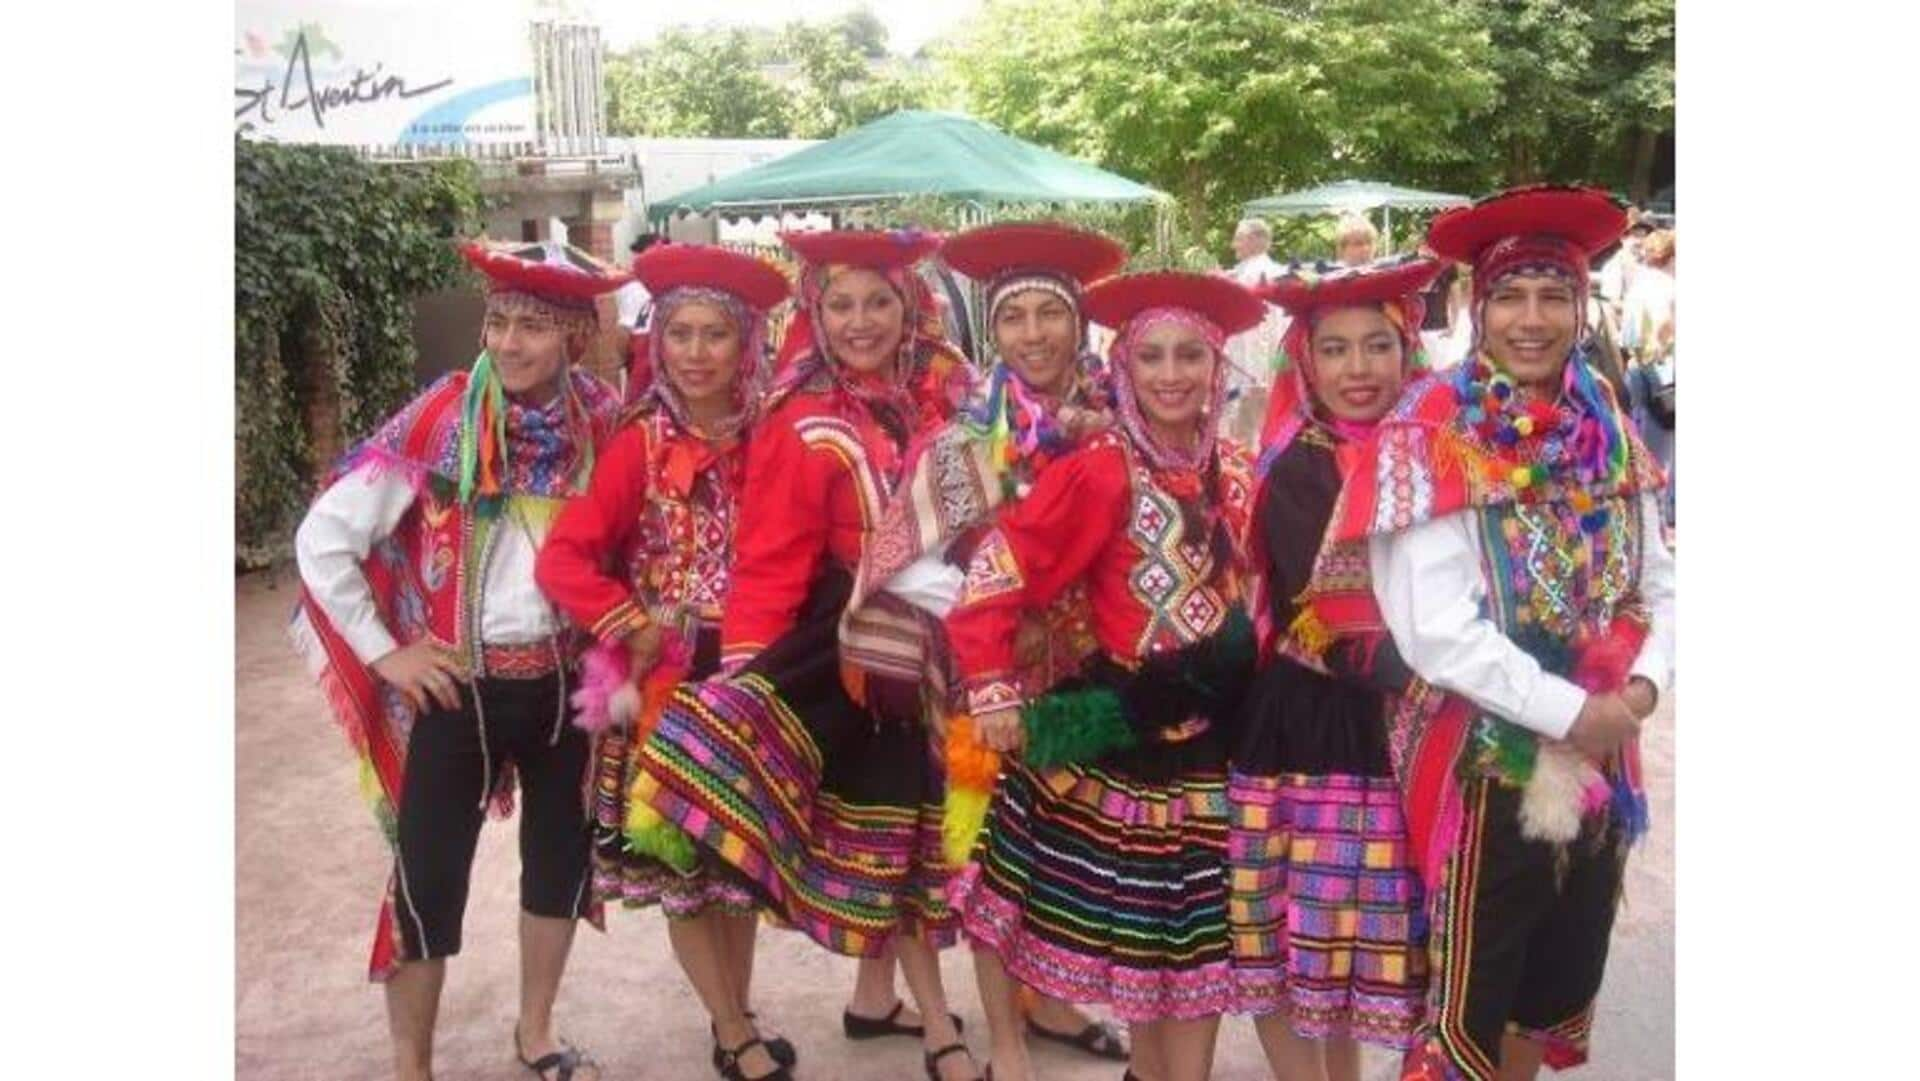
[234,139,485,567]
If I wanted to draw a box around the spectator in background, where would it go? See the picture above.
[1596,212,1652,329]
[1225,218,1290,442]
[1230,218,1287,286]
[1623,229,1676,526]
[1334,213,1379,266]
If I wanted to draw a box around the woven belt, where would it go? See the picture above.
[479,640,563,680]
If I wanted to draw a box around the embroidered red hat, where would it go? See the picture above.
[632,243,792,312]
[1254,257,1444,319]
[779,228,943,272]
[940,222,1128,287]
[1082,271,1267,337]
[1425,185,1628,265]
[459,240,631,310]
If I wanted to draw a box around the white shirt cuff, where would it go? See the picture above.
[1518,673,1587,740]
[883,555,965,618]
[338,614,400,668]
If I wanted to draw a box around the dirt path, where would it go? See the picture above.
[236,570,1674,1079]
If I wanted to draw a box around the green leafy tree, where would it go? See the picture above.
[943,0,1499,257]
[234,140,484,565]
[834,6,891,58]
[604,28,793,137]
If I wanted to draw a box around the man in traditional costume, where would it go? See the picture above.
[292,241,626,1081]
[1306,187,1675,1081]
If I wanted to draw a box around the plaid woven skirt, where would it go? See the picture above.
[1227,658,1428,1046]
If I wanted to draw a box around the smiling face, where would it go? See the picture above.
[818,268,906,376]
[483,305,573,403]
[1128,319,1217,437]
[657,299,743,410]
[993,287,1078,395]
[1480,272,1578,395]
[1307,305,1407,423]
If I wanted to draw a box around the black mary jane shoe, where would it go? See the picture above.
[844,998,966,1040]
[711,1014,795,1071]
[924,1041,984,1081]
[715,1036,792,1081]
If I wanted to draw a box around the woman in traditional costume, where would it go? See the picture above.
[836,222,1136,1067]
[944,272,1265,1081]
[628,229,983,1081]
[1227,258,1444,1081]
[533,243,797,1079]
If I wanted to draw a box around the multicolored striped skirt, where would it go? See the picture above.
[629,574,957,957]
[587,723,756,917]
[950,742,1236,1023]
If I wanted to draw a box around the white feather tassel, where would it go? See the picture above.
[1520,742,1604,843]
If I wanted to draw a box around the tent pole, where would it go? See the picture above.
[1383,206,1392,254]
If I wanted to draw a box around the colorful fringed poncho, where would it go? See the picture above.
[288,360,620,980]
[1300,351,1667,891]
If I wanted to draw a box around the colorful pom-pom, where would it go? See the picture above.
[1513,415,1535,437]
[1510,465,1534,488]
[1490,379,1514,400]
[1494,426,1520,447]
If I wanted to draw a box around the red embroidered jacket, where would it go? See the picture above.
[947,431,1253,716]
[536,409,745,646]
[719,388,919,667]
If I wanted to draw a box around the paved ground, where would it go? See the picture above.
[236,570,1674,1080]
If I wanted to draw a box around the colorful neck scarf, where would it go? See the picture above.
[454,354,618,505]
[631,285,768,442]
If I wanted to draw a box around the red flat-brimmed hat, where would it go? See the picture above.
[1426,185,1627,265]
[1255,257,1444,319]
[780,228,943,271]
[632,243,791,312]
[460,240,630,309]
[1082,271,1267,337]
[940,222,1128,287]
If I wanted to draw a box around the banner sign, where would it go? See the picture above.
[236,2,535,147]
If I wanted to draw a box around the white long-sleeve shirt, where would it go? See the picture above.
[293,464,561,665]
[1369,491,1676,739]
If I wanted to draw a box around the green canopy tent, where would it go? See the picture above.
[1243,179,1470,253]
[646,110,1167,223]
[647,110,1169,354]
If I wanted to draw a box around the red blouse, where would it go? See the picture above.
[719,389,915,666]
[535,410,745,645]
[946,431,1254,716]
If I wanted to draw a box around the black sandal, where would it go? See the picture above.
[512,1027,598,1081]
[1027,1016,1130,1061]
[711,1013,796,1071]
[843,999,966,1040]
[924,1041,983,1081]
[716,1036,792,1081]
